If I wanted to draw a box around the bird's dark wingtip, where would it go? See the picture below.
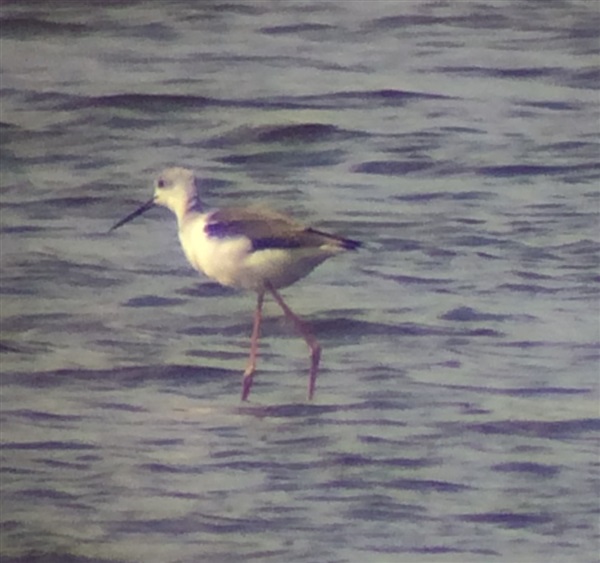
[305,227,362,250]
[342,237,362,251]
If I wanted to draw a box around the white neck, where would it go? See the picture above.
[170,194,203,228]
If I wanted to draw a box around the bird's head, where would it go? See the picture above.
[109,167,200,232]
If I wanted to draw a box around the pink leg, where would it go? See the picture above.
[266,282,321,400]
[242,291,264,401]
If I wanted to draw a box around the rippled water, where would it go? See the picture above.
[1,1,599,562]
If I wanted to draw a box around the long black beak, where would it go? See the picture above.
[109,198,155,232]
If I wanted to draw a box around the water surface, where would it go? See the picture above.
[1,1,599,562]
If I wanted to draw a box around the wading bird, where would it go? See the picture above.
[110,167,360,400]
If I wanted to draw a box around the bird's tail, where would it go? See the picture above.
[306,227,362,251]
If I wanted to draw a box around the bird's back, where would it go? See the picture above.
[206,206,360,252]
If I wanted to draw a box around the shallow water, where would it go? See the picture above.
[1,1,599,562]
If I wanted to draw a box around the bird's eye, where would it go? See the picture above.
[157,178,165,188]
